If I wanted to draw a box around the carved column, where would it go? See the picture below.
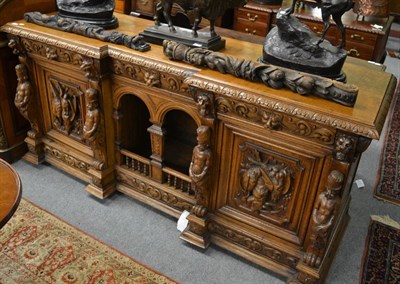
[8,35,44,164]
[79,57,115,198]
[293,130,361,283]
[180,88,216,249]
[113,108,123,165]
[148,123,165,182]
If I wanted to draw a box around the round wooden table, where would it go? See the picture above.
[0,158,22,229]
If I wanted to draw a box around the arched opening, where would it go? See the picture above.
[163,110,197,175]
[120,94,152,158]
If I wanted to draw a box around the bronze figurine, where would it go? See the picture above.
[154,0,247,37]
[286,0,354,48]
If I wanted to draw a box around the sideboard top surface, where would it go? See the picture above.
[1,13,396,139]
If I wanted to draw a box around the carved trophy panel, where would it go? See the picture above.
[217,123,329,245]
[40,69,86,141]
[47,77,84,138]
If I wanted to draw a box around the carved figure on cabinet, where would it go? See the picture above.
[305,170,343,267]
[154,0,247,37]
[335,133,355,161]
[237,147,292,216]
[189,125,212,214]
[50,85,63,128]
[82,88,100,143]
[61,93,72,134]
[286,0,354,49]
[15,64,32,121]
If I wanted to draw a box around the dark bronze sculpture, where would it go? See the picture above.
[24,12,150,52]
[56,0,118,29]
[262,0,353,82]
[141,0,247,51]
[286,0,353,49]
[163,40,358,106]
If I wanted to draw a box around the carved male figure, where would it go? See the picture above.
[305,170,343,267]
[15,64,32,121]
[189,125,212,207]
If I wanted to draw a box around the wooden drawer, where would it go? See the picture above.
[344,42,374,60]
[236,7,271,24]
[233,7,271,36]
[346,30,378,47]
[233,18,268,36]
[132,0,155,17]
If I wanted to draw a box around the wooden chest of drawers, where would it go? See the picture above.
[131,0,155,17]
[233,0,394,62]
[233,1,280,36]
[292,3,394,62]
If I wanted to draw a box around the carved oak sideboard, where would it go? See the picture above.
[1,14,396,283]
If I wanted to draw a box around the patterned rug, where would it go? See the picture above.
[360,215,400,284]
[0,199,177,284]
[374,83,400,205]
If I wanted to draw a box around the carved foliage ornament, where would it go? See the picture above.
[163,40,358,106]
[235,144,293,223]
[208,221,298,268]
[117,171,194,211]
[44,145,89,172]
[24,12,151,52]
[111,60,189,94]
[216,96,335,144]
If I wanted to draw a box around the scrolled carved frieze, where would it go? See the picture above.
[304,170,344,268]
[117,170,194,212]
[215,97,335,144]
[235,143,294,224]
[44,144,89,172]
[163,40,358,107]
[111,59,190,94]
[208,221,298,268]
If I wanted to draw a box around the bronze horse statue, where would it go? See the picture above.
[154,0,247,37]
[287,0,353,48]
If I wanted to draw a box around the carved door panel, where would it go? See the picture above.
[36,65,87,141]
[215,122,331,246]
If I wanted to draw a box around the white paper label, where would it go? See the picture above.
[177,210,190,232]
[355,179,365,189]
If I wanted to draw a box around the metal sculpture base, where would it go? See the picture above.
[57,12,119,29]
[262,11,347,82]
[57,0,118,29]
[140,24,225,51]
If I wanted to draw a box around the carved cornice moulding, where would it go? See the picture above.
[0,25,107,59]
[108,48,199,79]
[187,77,379,139]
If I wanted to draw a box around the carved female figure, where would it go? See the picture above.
[82,88,100,143]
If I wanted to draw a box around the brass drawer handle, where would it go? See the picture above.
[348,48,360,57]
[312,26,322,36]
[245,28,257,35]
[246,13,258,22]
[351,34,364,41]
